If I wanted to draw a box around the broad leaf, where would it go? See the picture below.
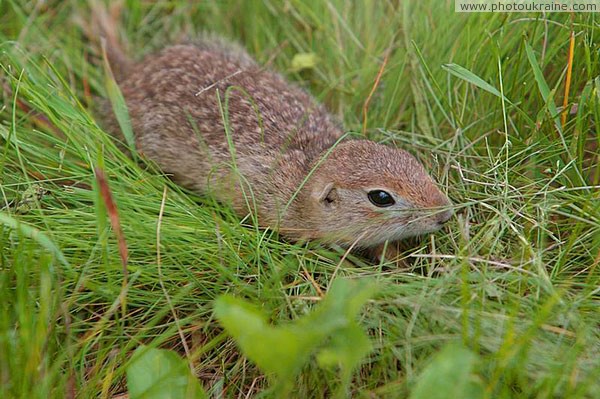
[127,346,206,399]
[410,343,484,399]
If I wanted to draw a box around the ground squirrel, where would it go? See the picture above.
[93,8,453,250]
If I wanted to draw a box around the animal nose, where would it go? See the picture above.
[436,208,454,225]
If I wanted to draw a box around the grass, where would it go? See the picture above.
[1,0,599,397]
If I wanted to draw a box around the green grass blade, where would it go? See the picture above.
[442,62,507,101]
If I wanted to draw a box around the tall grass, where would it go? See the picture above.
[1,0,599,398]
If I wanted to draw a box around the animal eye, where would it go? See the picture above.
[367,190,395,207]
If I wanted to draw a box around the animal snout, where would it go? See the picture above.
[436,208,454,225]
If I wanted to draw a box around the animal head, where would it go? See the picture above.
[301,140,453,247]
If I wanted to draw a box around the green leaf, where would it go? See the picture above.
[317,324,371,398]
[410,343,484,399]
[325,278,376,319]
[317,324,371,370]
[442,63,507,101]
[214,279,377,391]
[213,295,322,381]
[127,346,207,399]
[290,52,318,72]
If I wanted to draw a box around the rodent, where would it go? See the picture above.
[93,9,453,250]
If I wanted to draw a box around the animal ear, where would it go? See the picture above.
[313,182,338,205]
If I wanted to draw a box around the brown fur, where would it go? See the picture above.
[95,16,453,249]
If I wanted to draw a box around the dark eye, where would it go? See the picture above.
[367,190,395,207]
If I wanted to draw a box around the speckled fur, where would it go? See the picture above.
[99,33,452,248]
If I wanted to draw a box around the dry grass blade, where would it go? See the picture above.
[94,167,128,276]
[561,14,576,128]
[362,47,391,135]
